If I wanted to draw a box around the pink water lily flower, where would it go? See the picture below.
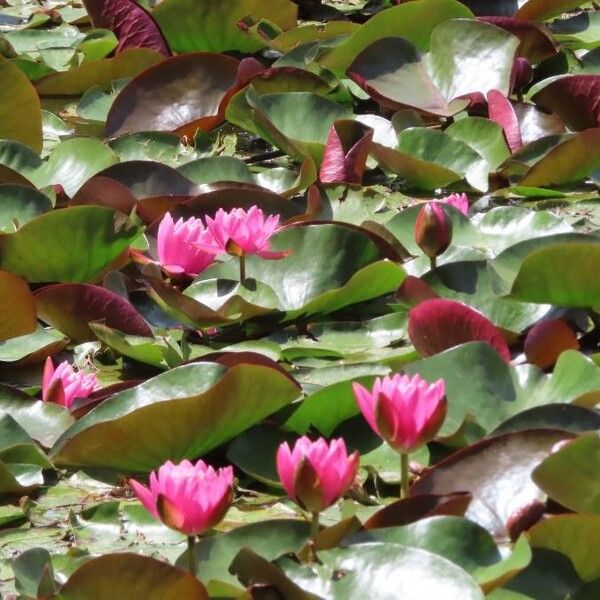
[203,206,289,259]
[437,193,469,216]
[353,373,446,454]
[130,459,234,536]
[42,357,100,410]
[276,436,359,514]
[157,212,218,277]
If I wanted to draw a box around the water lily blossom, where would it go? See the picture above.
[202,206,290,281]
[437,193,469,216]
[157,212,218,277]
[205,206,287,259]
[42,357,100,410]
[277,436,359,538]
[414,202,453,268]
[131,459,234,571]
[353,373,446,497]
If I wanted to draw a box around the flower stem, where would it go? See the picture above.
[400,452,410,500]
[429,256,437,271]
[309,511,320,542]
[187,535,195,574]
[239,255,246,283]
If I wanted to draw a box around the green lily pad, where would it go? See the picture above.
[489,233,600,306]
[317,0,474,71]
[56,553,207,599]
[276,542,485,599]
[0,55,42,152]
[532,433,600,514]
[0,206,140,283]
[50,362,300,471]
[153,0,297,54]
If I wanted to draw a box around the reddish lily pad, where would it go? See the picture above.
[411,429,573,538]
[70,176,138,214]
[408,298,511,362]
[94,161,199,199]
[57,553,208,599]
[532,75,600,131]
[524,319,580,369]
[35,283,152,342]
[319,119,373,186]
[106,53,240,138]
[488,90,523,153]
[82,0,170,55]
[478,17,557,62]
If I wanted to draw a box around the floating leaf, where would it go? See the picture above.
[487,90,523,153]
[408,298,511,362]
[0,55,42,152]
[411,429,572,538]
[51,362,300,471]
[317,0,474,71]
[82,0,170,55]
[348,19,518,117]
[532,433,600,513]
[0,207,140,283]
[489,233,600,306]
[35,283,152,342]
[516,0,589,23]
[277,542,486,599]
[532,75,600,131]
[153,0,297,54]
[0,270,36,341]
[106,53,240,138]
[56,553,207,599]
[524,319,579,369]
[35,49,164,96]
[528,515,600,581]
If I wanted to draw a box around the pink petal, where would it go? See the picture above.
[352,381,380,436]
[42,357,55,400]
[276,442,297,499]
[130,478,159,518]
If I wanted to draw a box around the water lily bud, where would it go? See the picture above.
[511,57,533,92]
[276,436,359,513]
[414,202,453,258]
[353,373,447,454]
[130,460,234,536]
